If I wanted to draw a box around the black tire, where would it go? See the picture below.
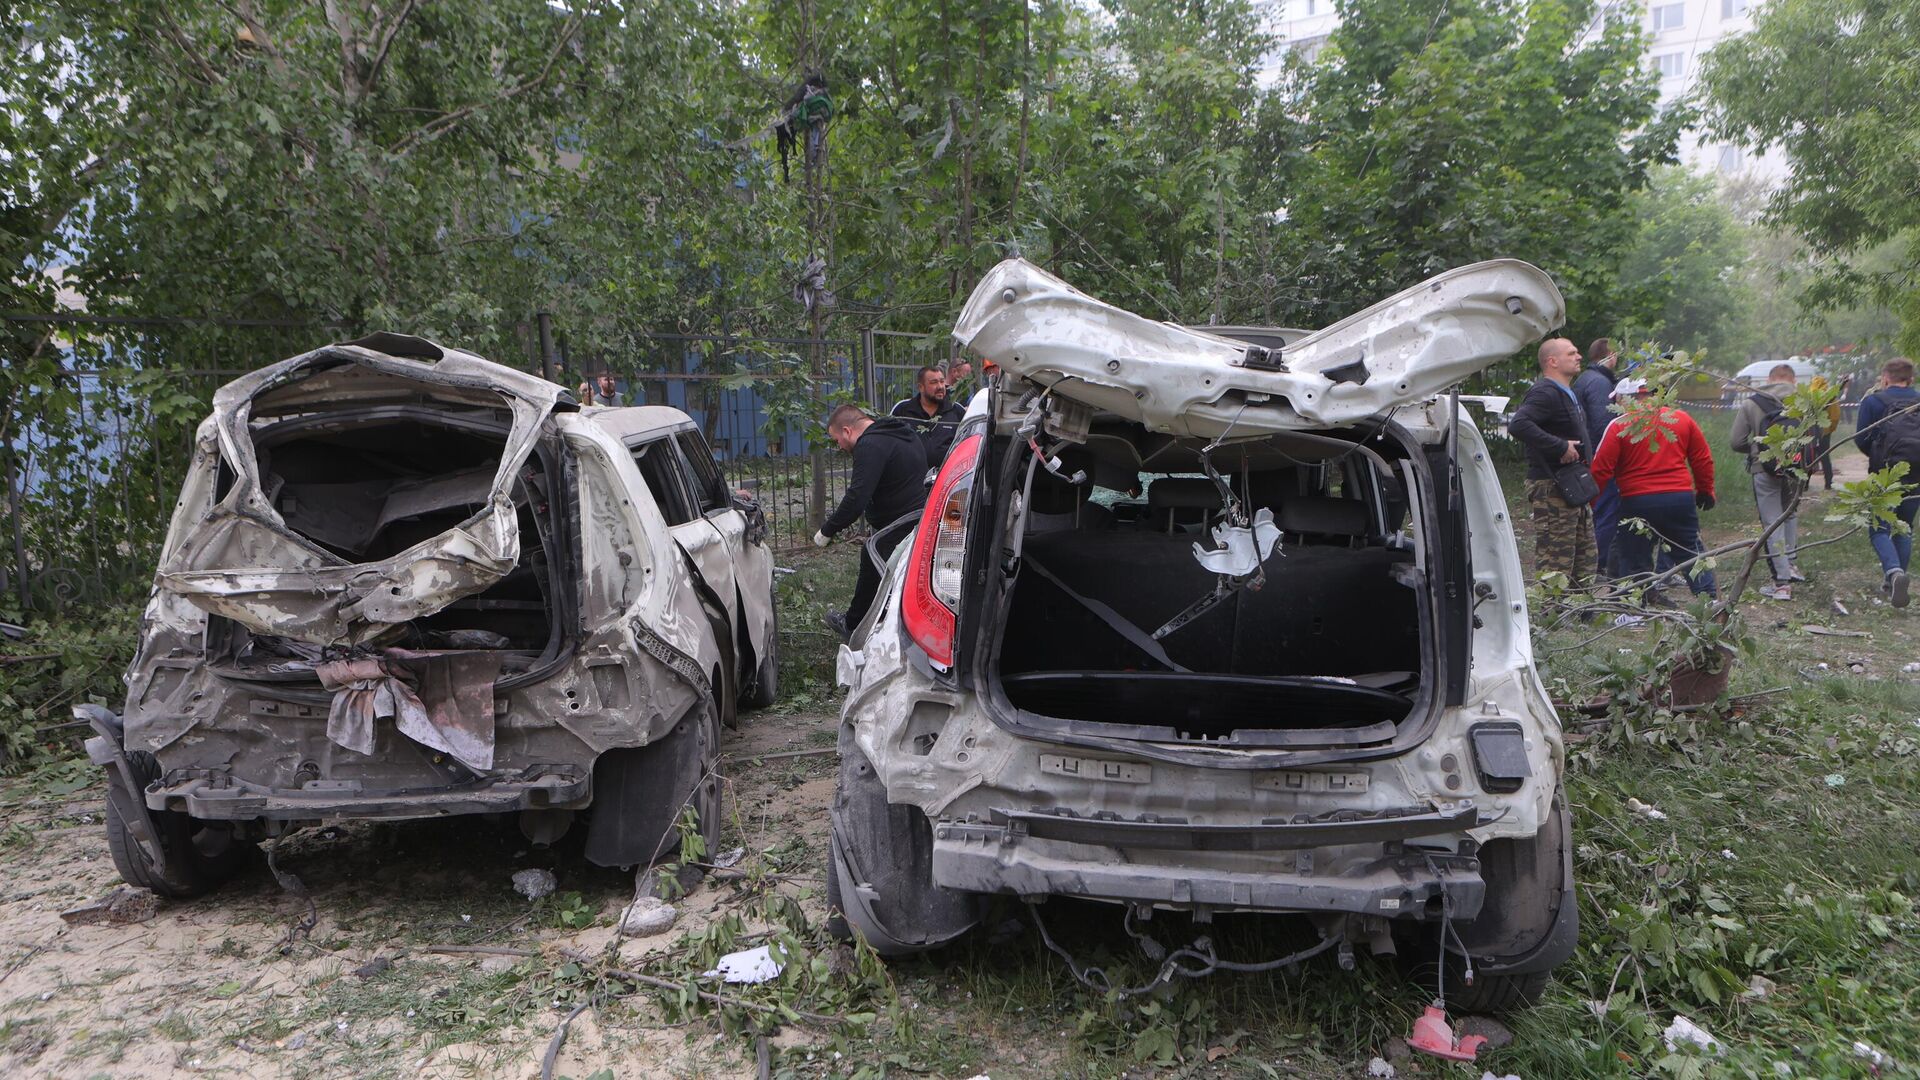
[103,751,251,899]
[691,705,723,859]
[1406,794,1575,1014]
[826,725,980,955]
[1434,967,1551,1013]
[740,609,780,711]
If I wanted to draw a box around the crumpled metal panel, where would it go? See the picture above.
[155,342,566,645]
[952,258,1565,434]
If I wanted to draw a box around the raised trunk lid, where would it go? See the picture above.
[157,337,566,646]
[952,258,1564,435]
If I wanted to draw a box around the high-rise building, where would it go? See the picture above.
[1255,0,1787,181]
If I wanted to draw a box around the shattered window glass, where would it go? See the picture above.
[631,439,696,526]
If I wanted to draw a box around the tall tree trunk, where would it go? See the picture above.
[800,0,830,528]
[1010,0,1031,232]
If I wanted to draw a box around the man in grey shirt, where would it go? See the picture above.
[1730,364,1804,600]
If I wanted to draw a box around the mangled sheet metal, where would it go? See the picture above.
[953,258,1564,435]
[155,338,566,645]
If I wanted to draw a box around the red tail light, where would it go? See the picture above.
[902,433,982,669]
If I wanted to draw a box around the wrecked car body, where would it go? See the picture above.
[828,259,1576,1011]
[86,334,776,896]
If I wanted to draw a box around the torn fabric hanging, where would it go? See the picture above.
[317,650,503,772]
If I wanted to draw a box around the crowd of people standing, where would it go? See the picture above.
[1515,339,1920,612]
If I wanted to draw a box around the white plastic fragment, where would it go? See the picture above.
[1662,1014,1720,1054]
[1901,662,1920,673]
[1853,1041,1888,1068]
[512,868,557,900]
[1626,797,1668,821]
[1722,849,1738,860]
[1365,1058,1396,1079]
[1480,1073,1522,1080]
[712,846,746,869]
[703,944,786,984]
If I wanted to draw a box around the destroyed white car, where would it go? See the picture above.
[828,260,1576,1010]
[81,333,776,896]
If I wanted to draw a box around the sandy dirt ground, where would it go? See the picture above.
[0,708,845,1080]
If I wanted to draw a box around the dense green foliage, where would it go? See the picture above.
[1702,0,1920,356]
[6,0,1685,354]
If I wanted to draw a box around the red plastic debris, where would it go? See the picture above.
[1405,1002,1487,1063]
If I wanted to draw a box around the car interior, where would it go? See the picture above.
[994,422,1428,743]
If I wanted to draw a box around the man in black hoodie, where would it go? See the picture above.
[1508,337,1594,593]
[814,404,930,639]
[1572,338,1622,575]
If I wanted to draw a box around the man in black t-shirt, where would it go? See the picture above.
[889,365,965,464]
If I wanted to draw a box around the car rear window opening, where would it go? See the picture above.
[992,425,1429,746]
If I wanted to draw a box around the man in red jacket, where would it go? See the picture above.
[1589,380,1717,599]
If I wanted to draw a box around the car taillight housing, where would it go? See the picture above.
[902,433,981,669]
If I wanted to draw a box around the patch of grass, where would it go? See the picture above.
[64,1024,136,1064]
[151,1011,196,1043]
[772,544,860,710]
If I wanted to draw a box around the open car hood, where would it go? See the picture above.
[156,336,569,645]
[953,258,1564,435]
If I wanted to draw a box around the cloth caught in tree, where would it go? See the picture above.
[792,254,834,314]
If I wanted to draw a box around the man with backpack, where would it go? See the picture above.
[1731,364,1806,600]
[1855,357,1920,608]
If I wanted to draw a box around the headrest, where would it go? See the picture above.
[1277,496,1368,537]
[1147,477,1224,512]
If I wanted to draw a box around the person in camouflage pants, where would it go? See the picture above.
[1524,477,1594,591]
[1509,338,1595,595]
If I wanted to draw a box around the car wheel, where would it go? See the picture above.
[690,703,723,858]
[1406,793,1577,1013]
[740,609,779,711]
[103,751,251,899]
[826,724,980,955]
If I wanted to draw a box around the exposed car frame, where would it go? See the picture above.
[828,259,1577,1011]
[84,334,776,896]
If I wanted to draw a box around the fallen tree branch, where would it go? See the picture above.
[422,944,538,958]
[540,1001,591,1080]
[1553,685,1790,718]
[724,746,837,763]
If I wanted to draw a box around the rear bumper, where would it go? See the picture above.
[930,808,1486,918]
[146,764,590,821]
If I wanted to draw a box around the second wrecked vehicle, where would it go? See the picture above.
[84,334,776,896]
[830,258,1576,1011]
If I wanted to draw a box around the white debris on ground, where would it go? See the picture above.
[712,846,746,869]
[1662,1014,1720,1054]
[511,868,557,900]
[618,896,679,936]
[1626,797,1668,821]
[1853,1041,1890,1068]
[703,944,787,984]
[1479,1073,1522,1080]
[1365,1057,1396,1078]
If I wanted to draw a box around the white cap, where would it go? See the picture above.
[1611,378,1648,399]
